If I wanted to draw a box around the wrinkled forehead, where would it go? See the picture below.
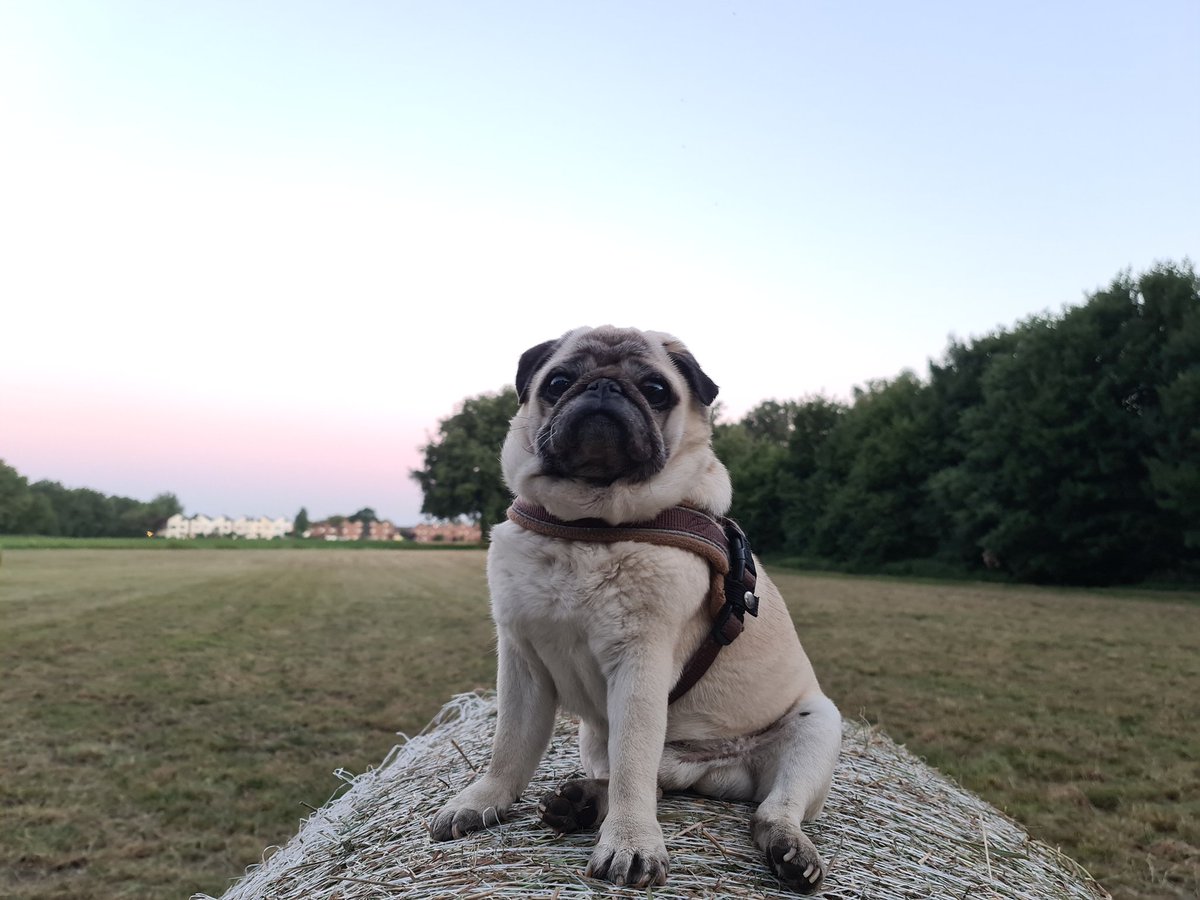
[553,326,676,373]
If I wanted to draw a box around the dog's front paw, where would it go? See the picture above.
[429,801,503,841]
[430,778,517,841]
[584,825,669,888]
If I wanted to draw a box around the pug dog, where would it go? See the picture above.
[431,326,840,893]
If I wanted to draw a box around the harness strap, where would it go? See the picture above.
[506,498,760,704]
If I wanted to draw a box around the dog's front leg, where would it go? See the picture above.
[584,646,673,887]
[430,631,556,840]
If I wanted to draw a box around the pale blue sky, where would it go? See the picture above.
[1,1,1196,523]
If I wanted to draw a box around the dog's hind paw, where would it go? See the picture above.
[753,818,826,894]
[537,777,609,833]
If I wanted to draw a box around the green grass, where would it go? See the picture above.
[0,535,481,550]
[1,551,1196,899]
[1,550,496,899]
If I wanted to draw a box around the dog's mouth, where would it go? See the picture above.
[537,379,666,484]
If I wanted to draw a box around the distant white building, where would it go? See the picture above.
[161,513,293,540]
[163,514,190,538]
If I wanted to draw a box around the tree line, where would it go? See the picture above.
[714,262,1198,585]
[0,460,182,538]
[412,262,1197,585]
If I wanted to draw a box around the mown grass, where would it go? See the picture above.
[1,550,1196,899]
[0,535,481,550]
[1,550,496,899]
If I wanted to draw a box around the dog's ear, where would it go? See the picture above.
[515,339,561,404]
[669,350,719,406]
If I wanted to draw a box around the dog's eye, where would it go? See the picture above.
[542,373,573,403]
[640,378,671,409]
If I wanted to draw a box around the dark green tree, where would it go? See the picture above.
[350,507,378,540]
[112,495,144,535]
[293,507,310,536]
[1135,264,1200,566]
[0,462,180,537]
[713,415,792,551]
[937,263,1198,583]
[923,329,1022,565]
[20,492,60,535]
[714,398,844,554]
[779,397,846,557]
[0,460,33,533]
[741,400,798,445]
[32,483,112,537]
[1148,367,1200,554]
[808,373,941,566]
[411,387,519,539]
[141,493,183,536]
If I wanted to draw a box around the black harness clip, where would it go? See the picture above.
[712,523,760,646]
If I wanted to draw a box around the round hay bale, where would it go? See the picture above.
[195,692,1109,899]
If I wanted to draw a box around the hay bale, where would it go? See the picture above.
[195,692,1108,899]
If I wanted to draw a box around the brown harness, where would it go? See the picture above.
[506,498,760,703]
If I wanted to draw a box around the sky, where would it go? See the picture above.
[1,1,1196,525]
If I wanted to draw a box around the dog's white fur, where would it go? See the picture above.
[432,326,840,891]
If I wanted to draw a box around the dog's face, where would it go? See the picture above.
[518,328,717,486]
[502,326,731,523]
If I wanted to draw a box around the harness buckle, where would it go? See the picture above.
[711,524,760,646]
[724,524,760,618]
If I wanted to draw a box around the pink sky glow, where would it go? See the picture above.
[3,383,426,523]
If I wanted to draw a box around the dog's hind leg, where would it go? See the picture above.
[538,720,611,833]
[750,694,840,894]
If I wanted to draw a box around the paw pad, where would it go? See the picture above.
[538,781,600,833]
[768,837,825,894]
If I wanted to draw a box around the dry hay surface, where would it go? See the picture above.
[196,693,1108,899]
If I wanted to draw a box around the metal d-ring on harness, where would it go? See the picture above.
[504,499,762,704]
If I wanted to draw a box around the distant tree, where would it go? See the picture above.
[0,461,181,537]
[411,387,520,539]
[349,507,378,540]
[923,329,1022,564]
[0,460,32,533]
[1140,264,1200,567]
[780,397,846,557]
[808,373,940,566]
[934,263,1198,583]
[142,493,183,535]
[741,399,798,446]
[112,496,144,540]
[41,484,112,537]
[708,262,1196,584]
[293,507,310,536]
[20,492,59,535]
[713,401,798,552]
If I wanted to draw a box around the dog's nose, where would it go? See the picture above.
[586,378,624,400]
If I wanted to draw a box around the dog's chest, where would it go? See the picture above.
[486,521,707,718]
[488,528,657,636]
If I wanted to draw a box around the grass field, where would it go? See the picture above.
[1,550,1197,899]
[0,535,482,550]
